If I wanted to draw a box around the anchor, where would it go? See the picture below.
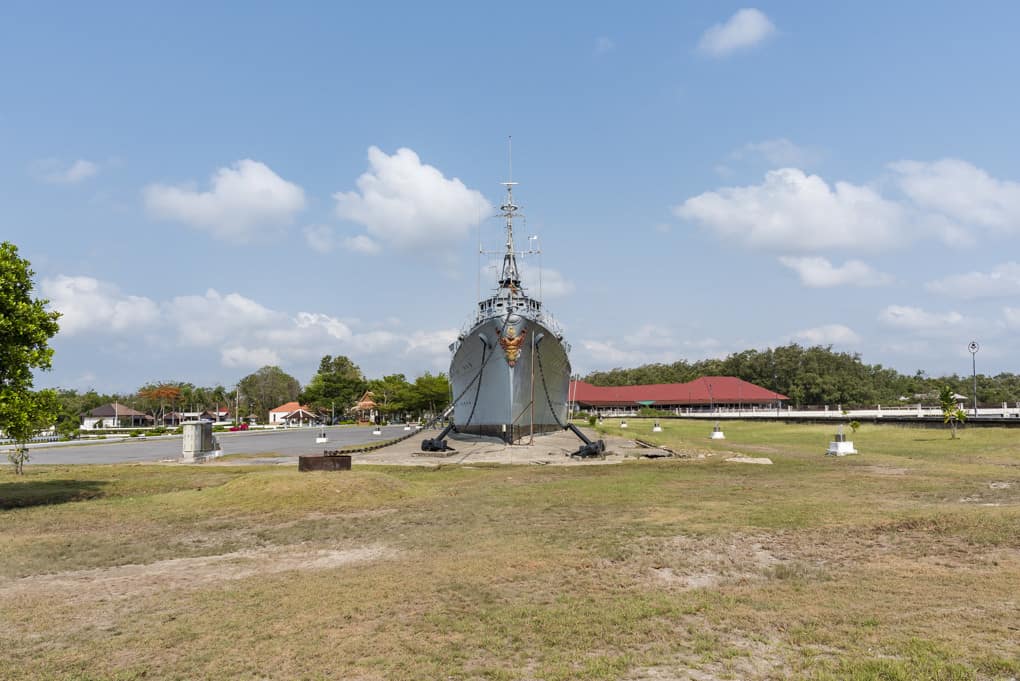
[421,422,457,452]
[565,422,606,459]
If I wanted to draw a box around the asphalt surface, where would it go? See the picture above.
[13,425,417,465]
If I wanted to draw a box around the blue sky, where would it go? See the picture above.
[3,2,1019,392]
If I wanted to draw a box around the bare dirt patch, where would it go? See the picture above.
[632,534,781,591]
[957,479,1020,506]
[859,465,910,475]
[0,543,397,604]
[725,456,773,465]
[623,527,1020,596]
[624,636,787,680]
[734,444,782,454]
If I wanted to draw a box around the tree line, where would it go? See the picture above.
[50,358,451,428]
[582,344,1020,408]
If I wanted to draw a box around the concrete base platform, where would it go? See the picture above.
[349,427,662,466]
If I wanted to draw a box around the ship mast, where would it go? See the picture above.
[498,180,521,291]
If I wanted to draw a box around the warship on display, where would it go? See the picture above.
[422,173,604,457]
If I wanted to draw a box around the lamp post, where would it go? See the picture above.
[969,341,979,417]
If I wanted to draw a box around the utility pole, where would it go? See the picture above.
[969,341,979,416]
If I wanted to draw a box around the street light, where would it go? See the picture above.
[969,341,979,417]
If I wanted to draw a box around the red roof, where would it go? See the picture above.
[269,401,308,413]
[570,376,787,406]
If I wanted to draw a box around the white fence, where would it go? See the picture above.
[576,402,1020,420]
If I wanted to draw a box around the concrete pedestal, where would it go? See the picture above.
[182,421,219,463]
[826,432,857,456]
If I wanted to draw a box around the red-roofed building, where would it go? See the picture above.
[570,376,787,414]
[269,401,316,425]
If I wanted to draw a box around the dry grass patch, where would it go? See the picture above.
[2,424,1020,679]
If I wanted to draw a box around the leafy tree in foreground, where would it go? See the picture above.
[0,242,61,474]
[238,366,301,422]
[939,385,967,439]
[406,372,451,418]
[367,373,411,416]
[301,355,367,412]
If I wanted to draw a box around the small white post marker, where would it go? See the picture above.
[710,422,725,440]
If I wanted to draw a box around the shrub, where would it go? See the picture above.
[849,420,861,434]
[588,415,597,427]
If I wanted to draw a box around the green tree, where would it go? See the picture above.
[367,374,411,416]
[238,366,301,421]
[939,385,967,439]
[405,372,451,418]
[0,242,61,473]
[301,355,367,412]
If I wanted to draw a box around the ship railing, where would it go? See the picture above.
[538,312,566,339]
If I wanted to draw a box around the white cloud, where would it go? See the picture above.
[878,305,965,332]
[674,168,907,252]
[793,324,861,346]
[405,328,458,356]
[303,224,337,253]
[579,339,654,366]
[623,324,675,349]
[304,225,382,255]
[891,159,1020,232]
[343,234,382,255]
[698,8,776,57]
[42,274,457,375]
[579,323,689,369]
[595,36,615,55]
[41,275,159,335]
[221,346,281,369]
[1003,307,1020,330]
[516,263,575,298]
[32,158,99,184]
[731,138,821,168]
[778,256,893,287]
[334,146,491,251]
[925,262,1020,299]
[164,289,279,346]
[144,159,306,241]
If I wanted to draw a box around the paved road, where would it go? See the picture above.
[14,425,419,465]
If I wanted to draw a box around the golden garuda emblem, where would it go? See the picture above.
[498,326,527,367]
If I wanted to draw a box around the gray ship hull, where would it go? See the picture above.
[450,315,570,443]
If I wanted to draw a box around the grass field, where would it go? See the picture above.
[2,419,1018,680]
